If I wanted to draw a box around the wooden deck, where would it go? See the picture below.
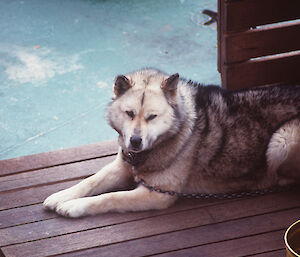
[0,140,299,257]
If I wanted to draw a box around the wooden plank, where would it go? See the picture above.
[154,230,286,257]
[0,155,114,193]
[250,249,286,257]
[217,0,223,73]
[1,189,299,246]
[0,180,80,210]
[0,198,223,246]
[0,200,224,247]
[1,186,299,240]
[223,51,300,90]
[0,140,118,176]
[223,0,300,32]
[224,20,300,63]
[0,198,218,229]
[0,204,56,229]
[2,208,298,257]
[0,163,219,211]
[57,209,297,257]
[1,204,228,255]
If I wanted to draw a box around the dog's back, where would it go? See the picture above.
[189,83,300,190]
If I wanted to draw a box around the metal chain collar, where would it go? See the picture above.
[132,166,298,200]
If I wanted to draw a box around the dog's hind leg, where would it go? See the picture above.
[266,119,300,185]
[43,150,132,211]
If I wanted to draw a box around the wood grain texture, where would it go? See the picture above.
[0,200,226,247]
[224,21,300,63]
[0,180,80,210]
[154,230,286,257]
[57,210,297,257]
[1,141,299,257]
[218,0,300,89]
[223,51,300,90]
[223,0,300,32]
[2,209,298,257]
[0,155,114,193]
[0,140,118,176]
[0,197,218,229]
[2,189,300,244]
[0,204,56,229]
[250,249,286,257]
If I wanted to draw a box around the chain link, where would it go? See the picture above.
[132,167,298,200]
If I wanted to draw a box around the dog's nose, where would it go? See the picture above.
[130,135,142,149]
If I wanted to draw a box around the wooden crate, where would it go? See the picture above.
[218,0,300,90]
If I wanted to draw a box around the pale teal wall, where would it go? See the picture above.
[0,0,219,160]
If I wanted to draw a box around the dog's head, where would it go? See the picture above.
[107,69,183,153]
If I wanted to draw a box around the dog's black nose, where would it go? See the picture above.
[130,135,142,149]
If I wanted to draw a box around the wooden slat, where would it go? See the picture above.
[57,209,297,257]
[2,189,299,246]
[2,208,298,257]
[0,198,218,229]
[224,20,300,63]
[0,155,114,193]
[223,51,300,90]
[0,140,118,176]
[223,0,300,32]
[0,204,56,229]
[0,198,224,246]
[1,189,299,247]
[252,249,286,257]
[217,0,223,73]
[155,230,286,257]
[0,180,79,210]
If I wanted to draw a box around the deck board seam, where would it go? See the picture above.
[0,199,235,229]
[2,202,298,248]
[0,199,239,246]
[0,153,117,178]
[0,196,250,228]
[0,175,92,196]
[242,247,285,257]
[0,217,57,230]
[45,228,287,257]
[142,228,286,257]
[1,191,299,226]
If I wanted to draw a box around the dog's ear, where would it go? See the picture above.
[114,75,131,97]
[161,73,179,97]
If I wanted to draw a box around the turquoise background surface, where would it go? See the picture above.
[0,0,220,160]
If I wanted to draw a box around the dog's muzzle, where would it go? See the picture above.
[129,135,142,151]
[122,149,149,167]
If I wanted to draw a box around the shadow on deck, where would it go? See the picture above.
[0,140,299,257]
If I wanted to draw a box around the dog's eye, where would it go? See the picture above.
[126,111,135,119]
[147,114,157,121]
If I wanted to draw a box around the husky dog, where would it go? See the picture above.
[44,68,300,217]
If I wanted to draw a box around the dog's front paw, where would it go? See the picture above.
[43,188,77,211]
[56,198,91,218]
